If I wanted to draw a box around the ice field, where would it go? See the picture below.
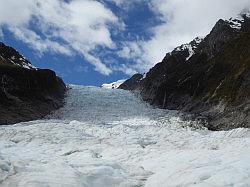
[0,85,250,187]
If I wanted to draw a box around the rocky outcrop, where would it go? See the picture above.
[118,74,143,90]
[119,14,250,130]
[0,42,67,125]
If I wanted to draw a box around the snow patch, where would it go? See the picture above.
[185,44,195,61]
[175,37,204,61]
[140,72,147,81]
[102,79,126,89]
[21,62,36,70]
[227,18,244,30]
[225,13,249,30]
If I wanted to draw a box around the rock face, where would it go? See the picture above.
[118,74,143,90]
[0,42,67,125]
[119,14,250,130]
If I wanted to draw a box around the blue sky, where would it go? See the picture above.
[1,1,156,86]
[0,0,249,86]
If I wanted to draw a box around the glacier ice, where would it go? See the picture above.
[0,85,249,187]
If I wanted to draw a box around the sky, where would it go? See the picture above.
[0,0,250,86]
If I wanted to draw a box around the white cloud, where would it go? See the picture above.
[0,0,121,75]
[9,26,72,56]
[0,0,34,26]
[118,42,143,60]
[84,53,112,75]
[105,0,142,7]
[113,64,138,76]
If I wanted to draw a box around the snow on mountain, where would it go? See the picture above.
[0,42,36,70]
[101,79,126,89]
[227,17,244,30]
[166,13,249,63]
[0,85,249,186]
[225,13,250,30]
[172,36,204,61]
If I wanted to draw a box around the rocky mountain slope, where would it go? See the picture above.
[119,13,250,130]
[0,42,67,125]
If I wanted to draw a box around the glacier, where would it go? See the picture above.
[0,85,250,187]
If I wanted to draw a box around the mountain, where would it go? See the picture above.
[0,42,67,125]
[119,13,250,130]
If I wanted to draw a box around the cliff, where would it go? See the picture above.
[0,42,67,125]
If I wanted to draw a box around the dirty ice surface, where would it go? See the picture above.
[0,85,250,187]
